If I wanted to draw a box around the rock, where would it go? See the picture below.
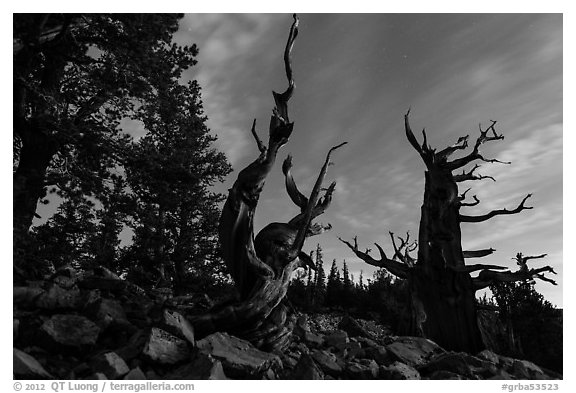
[90,352,130,379]
[338,315,376,339]
[35,284,82,310]
[281,353,299,369]
[336,340,364,359]
[161,309,195,346]
[291,353,324,379]
[51,266,78,289]
[165,353,227,380]
[14,319,20,341]
[311,349,342,377]
[86,298,128,328]
[14,286,45,309]
[124,367,147,380]
[428,370,467,380]
[379,361,421,380]
[418,352,475,379]
[477,349,500,364]
[142,327,190,365]
[324,330,349,347]
[356,336,379,348]
[40,314,100,349]
[345,359,379,379]
[117,330,148,362]
[487,369,515,380]
[514,360,546,379]
[301,331,324,348]
[363,345,390,365]
[385,336,445,367]
[13,348,54,379]
[196,332,281,378]
[84,373,108,380]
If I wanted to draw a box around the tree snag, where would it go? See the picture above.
[341,110,556,353]
[191,15,345,352]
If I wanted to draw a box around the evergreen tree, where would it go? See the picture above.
[313,244,326,307]
[490,281,562,372]
[326,258,342,307]
[14,14,198,260]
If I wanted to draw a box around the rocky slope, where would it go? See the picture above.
[13,266,562,380]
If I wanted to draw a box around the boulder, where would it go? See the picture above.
[301,331,324,348]
[40,314,100,349]
[13,348,54,379]
[14,286,45,309]
[14,319,20,341]
[291,353,324,379]
[477,349,500,364]
[160,309,195,346]
[345,359,379,379]
[86,298,128,329]
[142,327,190,365]
[338,315,376,340]
[336,340,364,359]
[385,336,445,367]
[363,345,390,365]
[124,367,147,380]
[165,353,227,380]
[379,361,421,380]
[89,352,130,379]
[35,284,82,310]
[355,336,379,349]
[511,360,545,380]
[418,352,475,379]
[311,349,342,377]
[324,330,349,347]
[196,332,281,378]
[116,330,148,362]
[428,370,467,380]
[51,266,78,289]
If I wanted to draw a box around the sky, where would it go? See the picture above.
[166,13,563,306]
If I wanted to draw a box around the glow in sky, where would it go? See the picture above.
[172,14,562,306]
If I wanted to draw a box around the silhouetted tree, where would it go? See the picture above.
[13,14,197,268]
[341,112,557,353]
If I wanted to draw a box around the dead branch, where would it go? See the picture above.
[460,194,533,223]
[473,265,557,290]
[463,248,496,258]
[339,236,409,279]
[453,164,496,183]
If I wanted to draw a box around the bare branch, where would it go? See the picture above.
[282,154,308,210]
[290,142,346,255]
[446,120,507,170]
[460,194,533,223]
[459,195,480,207]
[473,265,557,290]
[436,135,469,161]
[463,248,496,258]
[250,119,266,154]
[453,164,496,183]
[451,264,508,274]
[272,14,299,123]
[405,109,423,155]
[339,237,409,279]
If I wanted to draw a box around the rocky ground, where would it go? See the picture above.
[13,266,562,380]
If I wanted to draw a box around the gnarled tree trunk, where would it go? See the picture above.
[191,15,345,352]
[341,111,556,353]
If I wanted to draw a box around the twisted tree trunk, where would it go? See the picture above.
[341,111,556,353]
[191,15,345,352]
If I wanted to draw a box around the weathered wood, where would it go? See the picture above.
[191,14,344,352]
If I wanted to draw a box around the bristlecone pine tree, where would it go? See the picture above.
[341,111,557,353]
[190,15,346,352]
